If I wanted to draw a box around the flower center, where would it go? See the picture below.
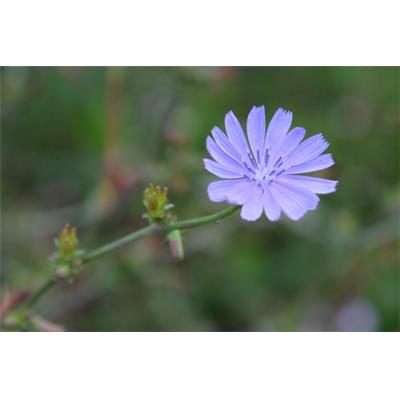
[247,156,285,186]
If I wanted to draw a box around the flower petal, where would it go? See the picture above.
[203,159,243,179]
[285,153,335,174]
[278,175,338,194]
[226,180,256,205]
[240,186,264,221]
[246,105,266,163]
[206,136,246,173]
[263,186,281,221]
[265,108,293,152]
[211,126,241,161]
[279,127,306,157]
[225,111,253,167]
[269,126,306,167]
[284,133,329,168]
[207,178,250,202]
[270,181,319,220]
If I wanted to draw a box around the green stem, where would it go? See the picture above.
[24,205,240,310]
[167,205,240,231]
[82,224,159,264]
[24,277,57,309]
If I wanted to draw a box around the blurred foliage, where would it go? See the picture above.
[1,66,399,331]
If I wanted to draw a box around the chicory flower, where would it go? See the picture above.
[204,106,338,221]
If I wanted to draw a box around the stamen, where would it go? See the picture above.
[273,157,282,167]
[248,152,257,169]
[276,169,285,176]
[243,162,255,174]
[264,152,270,166]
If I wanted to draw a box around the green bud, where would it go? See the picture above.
[51,224,81,282]
[143,183,173,222]
[56,224,78,257]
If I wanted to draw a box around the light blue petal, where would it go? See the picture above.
[211,126,242,162]
[225,180,255,205]
[283,133,329,168]
[285,153,334,174]
[240,186,264,221]
[206,136,246,173]
[207,178,250,202]
[279,127,306,157]
[246,106,266,163]
[268,126,306,167]
[265,108,293,153]
[263,186,281,221]
[203,159,244,179]
[279,175,338,194]
[225,111,253,167]
[270,181,319,220]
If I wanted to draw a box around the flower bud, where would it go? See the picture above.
[56,224,78,257]
[143,183,173,222]
[51,224,81,282]
[167,229,184,260]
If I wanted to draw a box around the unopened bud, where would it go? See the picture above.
[167,229,184,260]
[143,183,173,222]
[56,224,78,257]
[51,224,81,282]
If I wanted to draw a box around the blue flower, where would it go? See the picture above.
[204,106,338,221]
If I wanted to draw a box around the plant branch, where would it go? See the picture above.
[81,224,160,264]
[167,205,240,231]
[24,277,57,309]
[23,205,240,310]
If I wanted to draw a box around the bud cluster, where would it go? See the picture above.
[143,183,184,260]
[50,224,82,282]
[143,184,174,222]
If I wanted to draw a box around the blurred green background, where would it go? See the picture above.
[1,67,399,331]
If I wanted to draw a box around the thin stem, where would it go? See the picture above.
[167,205,240,231]
[24,205,240,310]
[82,205,240,264]
[81,224,159,264]
[24,277,57,309]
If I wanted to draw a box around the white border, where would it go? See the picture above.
[1,1,399,398]
[1,333,399,399]
[1,0,399,65]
